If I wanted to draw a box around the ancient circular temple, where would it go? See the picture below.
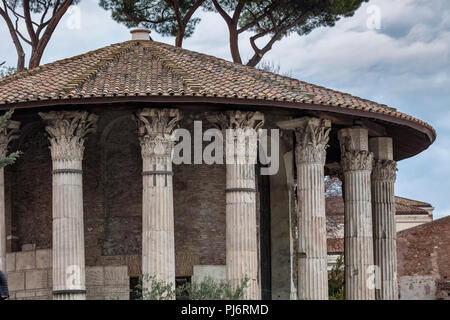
[0,29,435,300]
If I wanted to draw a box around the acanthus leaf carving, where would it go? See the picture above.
[206,110,264,131]
[0,117,20,157]
[39,111,98,161]
[134,108,182,159]
[341,150,374,172]
[294,118,330,165]
[206,111,264,164]
[372,159,397,181]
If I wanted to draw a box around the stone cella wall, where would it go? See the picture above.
[6,248,129,300]
[6,110,228,279]
[5,109,292,298]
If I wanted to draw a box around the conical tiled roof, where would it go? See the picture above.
[0,39,435,148]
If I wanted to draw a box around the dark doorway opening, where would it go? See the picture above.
[175,276,191,300]
[258,165,272,300]
[130,277,141,300]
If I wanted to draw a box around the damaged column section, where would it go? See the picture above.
[278,117,331,300]
[370,137,398,300]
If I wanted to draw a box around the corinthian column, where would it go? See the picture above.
[39,111,98,300]
[338,127,375,300]
[0,117,20,273]
[369,137,398,300]
[135,108,181,296]
[277,117,331,300]
[209,111,264,300]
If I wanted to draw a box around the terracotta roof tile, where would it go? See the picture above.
[326,196,431,216]
[0,40,435,136]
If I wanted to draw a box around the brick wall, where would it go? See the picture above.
[6,109,229,280]
[9,119,52,251]
[397,216,450,300]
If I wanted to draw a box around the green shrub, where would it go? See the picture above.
[182,276,249,300]
[328,254,344,300]
[132,274,249,300]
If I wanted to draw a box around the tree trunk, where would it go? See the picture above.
[16,50,25,72]
[175,27,184,47]
[246,54,263,68]
[0,9,26,72]
[229,26,242,64]
[27,0,74,69]
[29,48,44,69]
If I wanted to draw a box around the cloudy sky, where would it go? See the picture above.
[1,0,449,219]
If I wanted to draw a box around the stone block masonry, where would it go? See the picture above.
[6,249,129,300]
[6,249,53,300]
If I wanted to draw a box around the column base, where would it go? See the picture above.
[53,290,86,300]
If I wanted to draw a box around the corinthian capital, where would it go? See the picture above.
[341,150,373,172]
[206,111,264,131]
[135,108,182,159]
[136,108,182,137]
[293,118,331,165]
[0,116,20,157]
[206,111,264,165]
[39,111,98,161]
[372,160,397,182]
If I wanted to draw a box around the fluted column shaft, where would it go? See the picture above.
[287,117,330,300]
[370,136,398,300]
[339,128,375,300]
[297,162,329,300]
[343,166,374,300]
[135,108,181,297]
[226,162,259,299]
[210,110,264,300]
[40,111,97,300]
[142,144,174,287]
[52,158,85,300]
[0,117,19,273]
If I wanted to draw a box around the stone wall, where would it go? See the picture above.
[192,265,226,283]
[395,214,433,232]
[398,276,437,300]
[6,249,129,300]
[6,249,52,299]
[85,265,129,300]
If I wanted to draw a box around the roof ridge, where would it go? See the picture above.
[150,41,402,110]
[395,196,432,207]
[153,41,315,101]
[155,44,359,105]
[62,42,138,94]
[0,42,125,87]
[141,42,202,94]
